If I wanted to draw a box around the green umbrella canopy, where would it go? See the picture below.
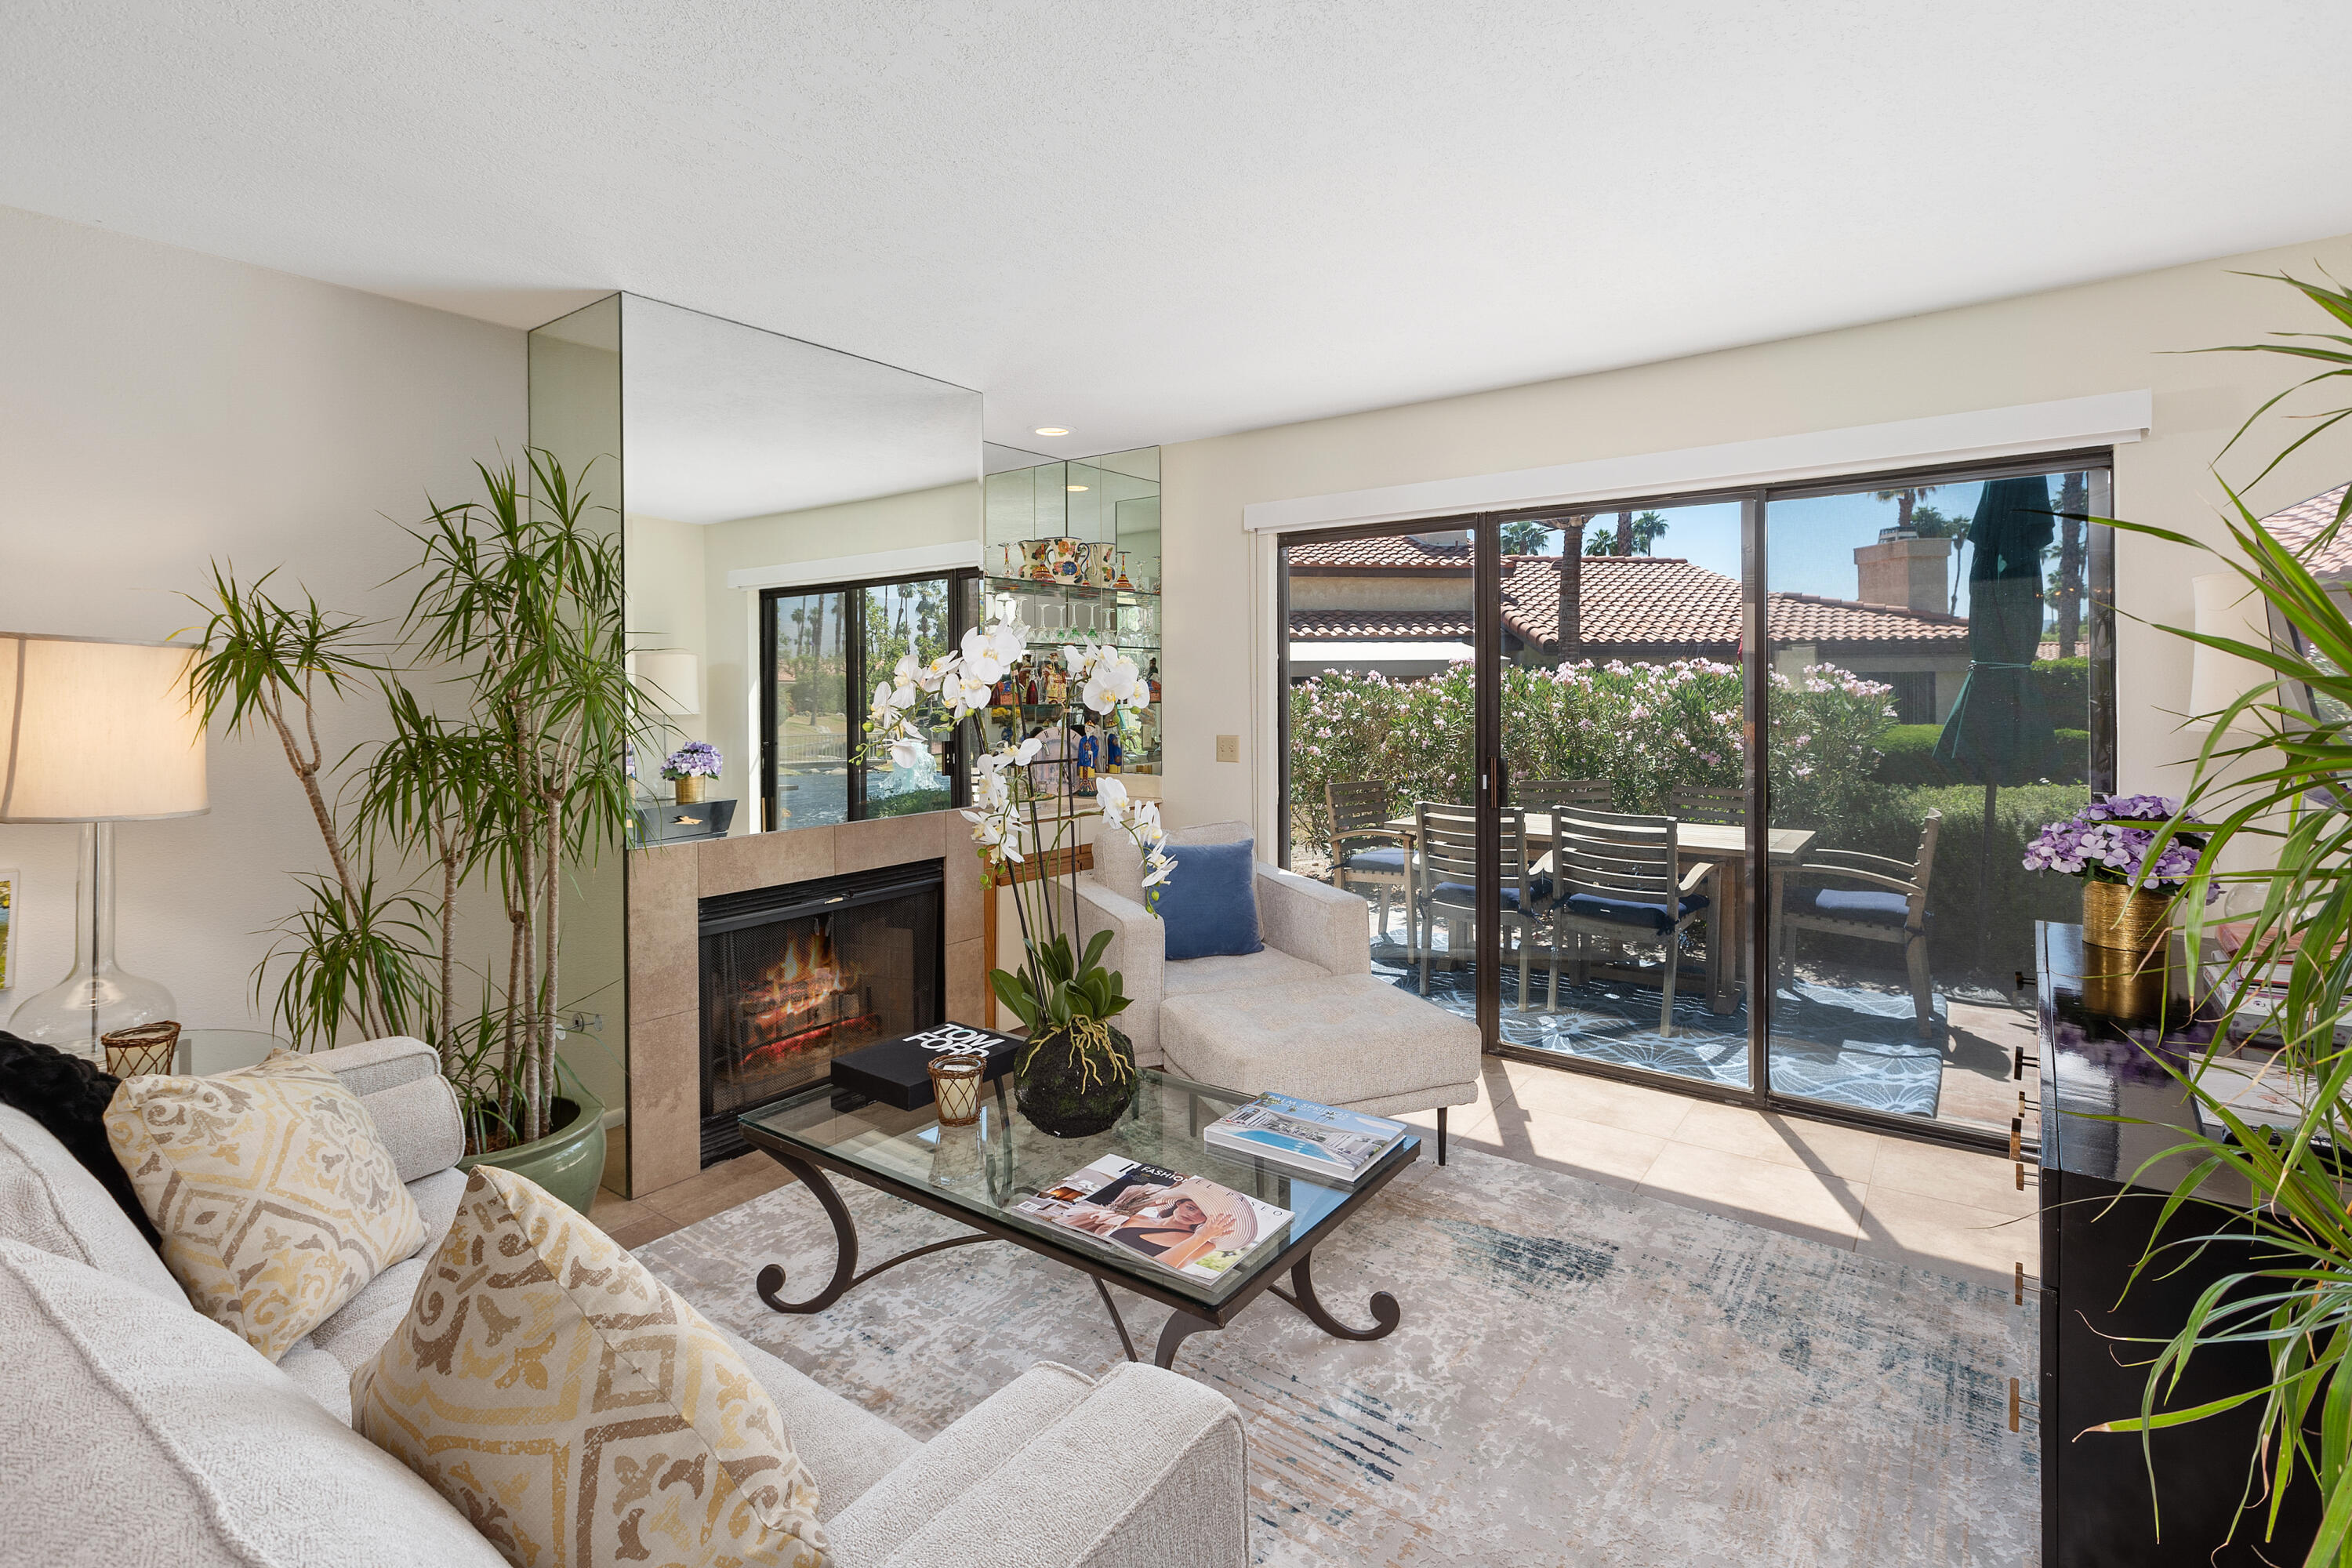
[1933,476,2056,785]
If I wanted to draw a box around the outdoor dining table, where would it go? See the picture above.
[1381,811,1817,1014]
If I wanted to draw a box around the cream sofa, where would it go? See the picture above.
[0,1036,1249,1568]
[1078,820,1482,1161]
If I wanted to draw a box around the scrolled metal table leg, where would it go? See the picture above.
[1269,1250,1401,1343]
[1154,1308,1219,1370]
[754,1151,859,1315]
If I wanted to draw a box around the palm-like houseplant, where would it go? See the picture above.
[186,449,639,1205]
[2078,274,2352,1565]
[866,622,1172,1135]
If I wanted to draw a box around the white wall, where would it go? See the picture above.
[626,511,712,761]
[1156,230,2352,842]
[0,205,525,1036]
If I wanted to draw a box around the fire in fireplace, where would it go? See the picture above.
[698,859,943,1164]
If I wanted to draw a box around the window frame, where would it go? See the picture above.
[1272,447,2117,1153]
[759,566,978,829]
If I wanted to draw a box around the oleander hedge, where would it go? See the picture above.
[1290,658,2090,982]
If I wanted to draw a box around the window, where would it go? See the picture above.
[760,570,977,829]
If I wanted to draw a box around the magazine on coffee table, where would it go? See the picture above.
[1202,1093,1408,1182]
[1011,1155,1291,1280]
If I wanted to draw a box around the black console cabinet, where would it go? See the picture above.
[2038,923,2318,1566]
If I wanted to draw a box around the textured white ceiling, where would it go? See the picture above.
[6,2,2352,457]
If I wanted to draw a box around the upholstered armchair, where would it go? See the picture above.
[1075,820,1481,1161]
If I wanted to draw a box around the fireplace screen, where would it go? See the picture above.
[699,860,943,1163]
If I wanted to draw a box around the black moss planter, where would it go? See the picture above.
[1015,1025,1138,1138]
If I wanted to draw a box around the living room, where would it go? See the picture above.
[6,8,2352,1566]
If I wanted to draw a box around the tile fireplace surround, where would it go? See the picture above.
[624,810,988,1200]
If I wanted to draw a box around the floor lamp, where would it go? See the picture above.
[0,633,209,1057]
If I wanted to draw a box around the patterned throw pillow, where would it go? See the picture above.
[353,1167,830,1568]
[104,1048,425,1360]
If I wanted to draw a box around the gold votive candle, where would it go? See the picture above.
[927,1054,985,1127]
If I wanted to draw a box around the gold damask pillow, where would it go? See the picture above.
[104,1048,424,1360]
[353,1167,829,1568]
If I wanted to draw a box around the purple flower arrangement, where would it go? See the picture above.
[2023,793,2208,892]
[662,741,723,780]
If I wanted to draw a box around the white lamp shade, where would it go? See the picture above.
[633,650,700,717]
[0,634,209,822]
[2188,573,2275,731]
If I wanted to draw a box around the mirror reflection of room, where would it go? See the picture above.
[617,295,985,837]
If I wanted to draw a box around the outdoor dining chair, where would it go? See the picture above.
[1325,779,1413,944]
[1773,808,1943,1038]
[1516,777,1613,817]
[1668,784,1745,826]
[1548,806,1719,1035]
[1413,801,1548,1011]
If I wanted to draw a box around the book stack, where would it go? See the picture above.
[1201,1093,1410,1184]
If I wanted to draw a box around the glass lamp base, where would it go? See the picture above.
[9,964,178,1062]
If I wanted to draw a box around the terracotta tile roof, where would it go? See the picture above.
[2260,483,2352,575]
[1769,590,1970,644]
[1290,609,1473,641]
[1285,535,1472,570]
[1286,552,1969,655]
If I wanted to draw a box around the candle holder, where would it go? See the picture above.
[926,1054,985,1127]
[102,1019,181,1078]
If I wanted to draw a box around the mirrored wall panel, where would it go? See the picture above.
[617,296,985,834]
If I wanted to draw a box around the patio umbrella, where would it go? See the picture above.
[1931,476,2056,972]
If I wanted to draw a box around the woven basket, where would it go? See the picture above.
[102,1020,181,1078]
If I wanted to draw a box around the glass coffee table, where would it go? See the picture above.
[739,1069,1418,1370]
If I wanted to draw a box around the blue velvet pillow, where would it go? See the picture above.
[1157,838,1265,962]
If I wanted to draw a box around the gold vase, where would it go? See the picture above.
[675,775,706,804]
[2082,879,2171,961]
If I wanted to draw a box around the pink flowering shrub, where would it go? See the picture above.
[1289,658,1895,849]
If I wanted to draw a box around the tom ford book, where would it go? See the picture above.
[827,1024,1024,1110]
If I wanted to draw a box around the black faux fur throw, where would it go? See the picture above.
[0,1032,162,1250]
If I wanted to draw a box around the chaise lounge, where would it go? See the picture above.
[1075,819,1483,1162]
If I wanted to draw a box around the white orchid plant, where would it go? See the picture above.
[864,621,1172,1054]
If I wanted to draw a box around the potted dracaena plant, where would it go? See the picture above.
[864,622,1173,1136]
[2071,273,2352,1567]
[184,449,643,1215]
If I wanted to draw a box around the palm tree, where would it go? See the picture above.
[1583,511,1671,556]
[1499,519,1554,555]
[1874,485,1936,532]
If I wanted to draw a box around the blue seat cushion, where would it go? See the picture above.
[1786,885,1912,928]
[1428,880,1543,913]
[1341,846,1407,873]
[1559,889,1708,933]
[1157,838,1266,961]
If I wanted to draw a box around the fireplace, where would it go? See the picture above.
[698,859,944,1164]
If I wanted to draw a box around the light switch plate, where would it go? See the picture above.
[1215,734,1240,763]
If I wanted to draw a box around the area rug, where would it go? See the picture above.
[636,1145,2038,1566]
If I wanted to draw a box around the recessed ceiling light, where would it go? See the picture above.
[1067,485,1089,492]
[1033,426,1069,437]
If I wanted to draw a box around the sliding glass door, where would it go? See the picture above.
[762,569,975,831]
[1277,450,2112,1149]
[1762,461,2107,1135]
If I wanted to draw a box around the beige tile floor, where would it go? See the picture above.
[593,1056,2038,1292]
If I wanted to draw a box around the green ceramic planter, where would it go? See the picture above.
[459,1081,608,1217]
